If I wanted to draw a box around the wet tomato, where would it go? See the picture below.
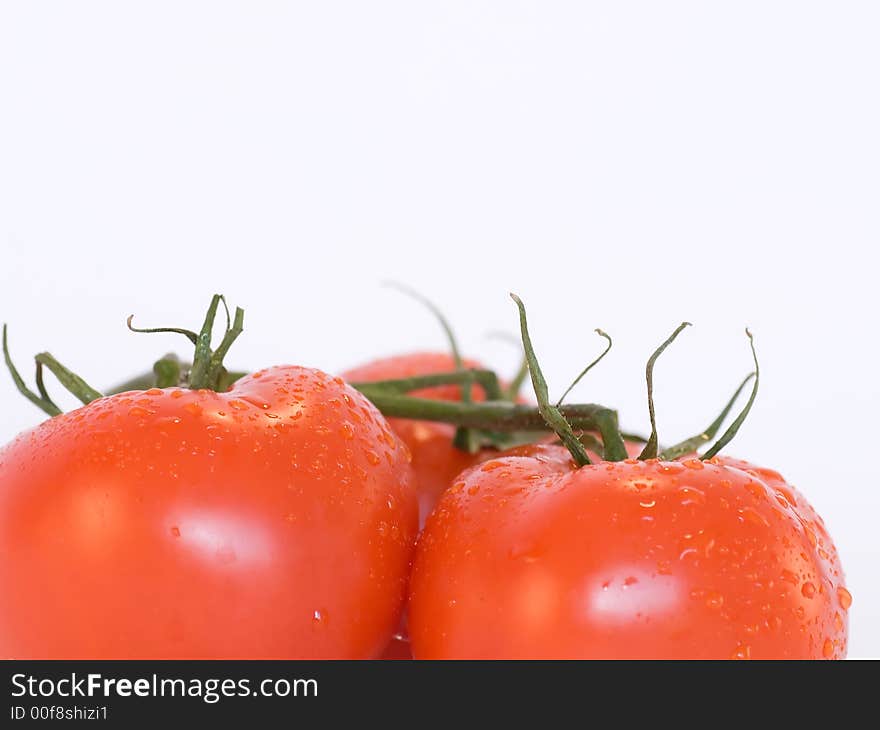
[346,351,517,661]
[343,352,492,528]
[0,366,417,658]
[409,444,849,659]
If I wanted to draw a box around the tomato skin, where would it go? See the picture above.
[344,352,500,661]
[409,445,848,659]
[0,366,417,659]
[343,352,490,528]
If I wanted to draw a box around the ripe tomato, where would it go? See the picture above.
[343,352,492,528]
[409,444,849,659]
[0,366,417,659]
[345,351,508,661]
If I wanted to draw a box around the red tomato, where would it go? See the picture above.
[0,366,417,659]
[409,444,849,659]
[345,351,507,661]
[343,352,492,528]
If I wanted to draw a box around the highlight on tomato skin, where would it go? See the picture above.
[0,366,418,659]
[408,445,849,660]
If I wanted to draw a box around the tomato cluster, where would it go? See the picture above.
[0,297,850,659]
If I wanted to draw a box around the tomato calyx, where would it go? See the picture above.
[127,294,249,392]
[4,292,760,466]
[637,322,692,459]
[3,326,103,416]
[3,294,249,417]
[657,370,755,461]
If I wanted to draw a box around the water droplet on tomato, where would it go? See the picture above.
[339,422,355,440]
[801,582,816,599]
[738,507,770,528]
[837,587,852,609]
[780,569,799,585]
[705,591,724,609]
[508,543,541,563]
[730,642,751,660]
[822,638,834,658]
[366,451,381,466]
[678,486,706,506]
[745,481,765,499]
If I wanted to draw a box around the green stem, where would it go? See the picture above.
[126,295,245,393]
[188,295,223,390]
[34,353,102,405]
[108,357,177,393]
[383,283,487,451]
[575,432,605,457]
[352,389,613,433]
[556,329,613,406]
[34,360,59,411]
[106,360,249,395]
[3,325,62,417]
[353,369,504,401]
[216,369,248,392]
[205,306,245,388]
[506,355,529,401]
[384,282,464,367]
[485,331,529,402]
[154,357,182,388]
[701,329,760,460]
[659,372,755,460]
[638,322,692,459]
[510,294,592,466]
[595,407,628,461]
[126,316,198,345]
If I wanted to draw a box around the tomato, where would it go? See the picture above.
[409,444,849,659]
[343,352,492,528]
[0,366,417,659]
[344,352,493,661]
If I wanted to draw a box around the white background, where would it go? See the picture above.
[0,2,877,656]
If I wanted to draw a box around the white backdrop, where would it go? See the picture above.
[1,2,877,657]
